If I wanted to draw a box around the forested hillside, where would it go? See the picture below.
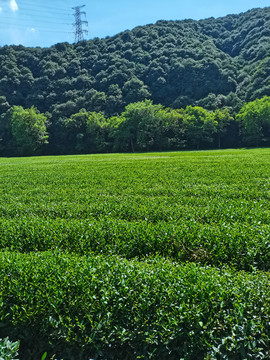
[1,7,270,155]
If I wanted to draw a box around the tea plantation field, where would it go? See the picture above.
[0,149,270,359]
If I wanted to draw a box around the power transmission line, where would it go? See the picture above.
[0,2,90,45]
[0,17,71,27]
[0,23,72,33]
[72,5,88,43]
[19,7,72,18]
[0,6,73,30]
[19,0,72,14]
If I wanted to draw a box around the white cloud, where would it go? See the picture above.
[10,0,18,12]
[0,7,2,12]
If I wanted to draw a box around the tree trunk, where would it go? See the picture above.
[130,138,135,152]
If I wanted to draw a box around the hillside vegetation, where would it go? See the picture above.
[2,7,270,114]
[1,7,270,155]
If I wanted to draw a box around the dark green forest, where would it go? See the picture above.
[1,7,270,155]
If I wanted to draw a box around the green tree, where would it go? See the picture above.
[236,96,270,146]
[11,106,49,155]
[157,108,187,150]
[122,78,151,104]
[64,110,88,153]
[184,106,217,149]
[116,100,163,152]
[213,108,234,148]
[0,101,14,156]
[86,112,109,152]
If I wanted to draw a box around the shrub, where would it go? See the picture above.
[0,337,19,360]
[0,251,269,359]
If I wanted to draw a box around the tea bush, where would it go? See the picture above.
[0,337,19,360]
[1,149,270,359]
[0,251,269,359]
[1,150,270,270]
[0,217,270,270]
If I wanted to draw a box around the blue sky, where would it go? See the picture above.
[0,0,270,48]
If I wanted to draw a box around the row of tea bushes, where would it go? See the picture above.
[0,217,269,271]
[0,251,269,360]
[1,151,270,226]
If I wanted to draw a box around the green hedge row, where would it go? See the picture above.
[0,217,269,271]
[0,251,269,360]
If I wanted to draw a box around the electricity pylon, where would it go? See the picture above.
[72,5,88,43]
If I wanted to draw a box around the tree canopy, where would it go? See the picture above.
[0,7,270,120]
[1,7,270,155]
[236,96,270,146]
[10,106,48,155]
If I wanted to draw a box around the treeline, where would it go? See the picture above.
[1,96,270,156]
[1,7,270,120]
